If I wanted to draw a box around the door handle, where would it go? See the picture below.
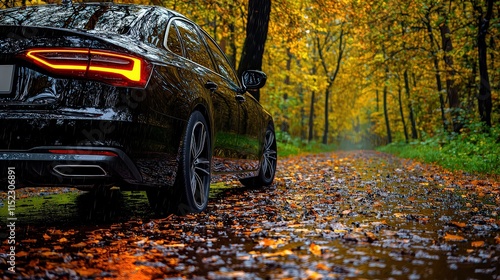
[205,81,218,91]
[235,94,246,103]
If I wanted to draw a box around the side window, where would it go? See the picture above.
[166,23,183,56]
[203,33,240,86]
[174,20,216,72]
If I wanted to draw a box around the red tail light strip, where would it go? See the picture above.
[20,48,150,88]
[89,50,142,82]
[49,149,118,157]
[26,49,88,71]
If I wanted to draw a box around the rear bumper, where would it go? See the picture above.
[0,110,185,190]
[0,146,146,189]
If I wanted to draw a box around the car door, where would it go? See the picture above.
[237,91,266,169]
[201,33,263,172]
[172,19,243,173]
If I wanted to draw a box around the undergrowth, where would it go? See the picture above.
[378,123,500,175]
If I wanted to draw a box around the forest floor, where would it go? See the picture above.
[1,150,499,279]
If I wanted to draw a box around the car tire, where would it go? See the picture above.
[147,111,211,215]
[241,123,277,187]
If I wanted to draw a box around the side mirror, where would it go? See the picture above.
[241,70,267,90]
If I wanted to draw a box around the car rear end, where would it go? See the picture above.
[0,4,179,189]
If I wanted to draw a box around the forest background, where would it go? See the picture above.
[2,0,499,174]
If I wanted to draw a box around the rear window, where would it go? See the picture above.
[0,4,151,34]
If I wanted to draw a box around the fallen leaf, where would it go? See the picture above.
[418,217,430,224]
[373,201,383,207]
[251,228,263,234]
[306,269,322,280]
[249,249,293,258]
[74,268,102,277]
[342,210,351,215]
[40,251,60,258]
[17,251,29,257]
[21,239,37,243]
[365,231,377,242]
[471,241,485,248]
[164,243,185,248]
[259,238,285,249]
[444,233,465,242]
[449,221,467,228]
[262,249,293,257]
[309,243,322,256]
[71,242,87,248]
[58,237,68,243]
[372,220,388,227]
[316,263,329,270]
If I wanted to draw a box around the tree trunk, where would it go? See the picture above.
[424,10,448,132]
[476,0,494,127]
[440,22,461,132]
[381,44,392,144]
[383,81,392,144]
[237,0,271,101]
[404,70,418,139]
[322,86,330,145]
[398,84,409,143]
[308,91,315,142]
[316,27,345,145]
[228,22,237,68]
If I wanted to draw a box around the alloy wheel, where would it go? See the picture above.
[261,128,277,182]
[189,120,210,209]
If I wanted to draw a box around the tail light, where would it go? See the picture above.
[18,48,152,88]
[48,149,118,157]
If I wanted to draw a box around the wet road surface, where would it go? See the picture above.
[1,150,499,279]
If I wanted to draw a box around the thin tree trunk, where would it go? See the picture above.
[400,20,418,139]
[317,27,345,145]
[476,0,494,127]
[424,10,448,132]
[404,70,418,139]
[228,22,237,68]
[322,85,331,145]
[382,45,392,144]
[383,82,392,144]
[399,85,409,142]
[308,91,315,142]
[440,22,461,132]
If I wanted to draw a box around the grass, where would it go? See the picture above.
[378,124,500,175]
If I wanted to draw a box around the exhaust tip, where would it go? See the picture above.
[53,165,107,177]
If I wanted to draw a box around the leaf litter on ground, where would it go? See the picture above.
[0,150,499,279]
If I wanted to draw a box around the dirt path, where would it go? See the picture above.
[1,150,499,279]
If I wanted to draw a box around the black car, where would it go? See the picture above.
[0,3,277,214]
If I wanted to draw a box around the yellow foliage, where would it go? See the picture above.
[3,0,498,145]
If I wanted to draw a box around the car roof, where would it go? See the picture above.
[0,3,186,33]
